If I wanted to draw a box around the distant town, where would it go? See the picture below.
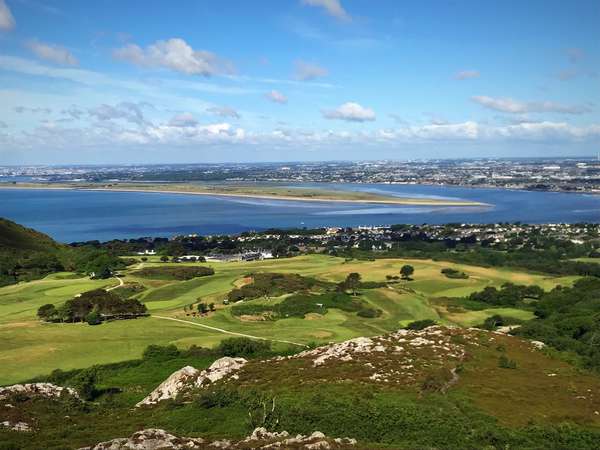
[2,157,600,193]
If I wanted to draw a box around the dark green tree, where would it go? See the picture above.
[37,303,58,321]
[400,265,415,280]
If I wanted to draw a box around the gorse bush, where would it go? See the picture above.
[227,272,326,302]
[216,338,271,358]
[406,319,437,330]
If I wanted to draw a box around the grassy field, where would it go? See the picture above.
[0,254,576,384]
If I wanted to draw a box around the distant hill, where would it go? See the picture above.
[0,217,125,287]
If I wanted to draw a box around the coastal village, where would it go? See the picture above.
[120,223,600,261]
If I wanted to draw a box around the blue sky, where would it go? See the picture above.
[0,0,599,164]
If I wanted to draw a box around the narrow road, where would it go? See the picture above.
[106,276,124,291]
[152,315,308,348]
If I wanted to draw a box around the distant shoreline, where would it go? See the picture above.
[0,183,488,207]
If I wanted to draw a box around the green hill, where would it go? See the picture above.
[0,218,61,253]
[0,218,125,287]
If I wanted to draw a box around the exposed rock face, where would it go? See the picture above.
[80,428,356,449]
[196,356,246,385]
[0,383,79,401]
[136,357,247,407]
[135,366,200,407]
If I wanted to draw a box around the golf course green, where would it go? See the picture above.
[0,254,577,384]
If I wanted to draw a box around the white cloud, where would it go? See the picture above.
[323,102,376,122]
[169,112,198,127]
[301,0,350,21]
[206,105,240,119]
[265,90,288,104]
[455,70,480,80]
[472,95,592,114]
[25,39,78,66]
[0,0,15,31]
[294,60,328,81]
[5,117,600,157]
[113,38,234,76]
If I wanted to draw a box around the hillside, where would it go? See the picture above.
[0,218,61,253]
[1,327,600,449]
[0,218,126,287]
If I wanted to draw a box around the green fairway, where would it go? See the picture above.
[0,254,575,384]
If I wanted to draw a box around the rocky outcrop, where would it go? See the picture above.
[136,357,247,407]
[135,366,200,407]
[0,382,79,401]
[296,336,382,367]
[1,420,31,432]
[196,356,246,385]
[80,428,356,449]
[80,428,205,449]
[279,326,469,387]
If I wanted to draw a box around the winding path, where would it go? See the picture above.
[152,315,308,348]
[106,276,124,291]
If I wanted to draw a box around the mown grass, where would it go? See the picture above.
[0,254,576,384]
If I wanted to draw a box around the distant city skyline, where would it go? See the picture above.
[0,0,599,164]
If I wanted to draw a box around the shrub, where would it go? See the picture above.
[498,355,517,369]
[357,307,382,318]
[421,367,453,393]
[37,303,58,321]
[142,344,180,360]
[441,268,469,279]
[406,319,437,330]
[197,387,240,409]
[85,310,102,326]
[69,368,98,401]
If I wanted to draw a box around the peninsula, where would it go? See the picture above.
[0,182,487,206]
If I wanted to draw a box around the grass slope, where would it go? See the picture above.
[2,328,600,449]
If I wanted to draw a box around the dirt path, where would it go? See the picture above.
[152,315,309,348]
[106,276,124,291]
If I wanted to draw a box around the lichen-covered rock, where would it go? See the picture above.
[195,357,247,386]
[79,428,205,449]
[0,383,79,401]
[1,420,31,432]
[80,428,356,449]
[136,357,247,407]
[531,340,546,350]
[135,366,200,407]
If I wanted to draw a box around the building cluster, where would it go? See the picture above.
[195,223,600,255]
[3,158,600,193]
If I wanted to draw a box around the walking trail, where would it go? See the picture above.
[152,315,309,348]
